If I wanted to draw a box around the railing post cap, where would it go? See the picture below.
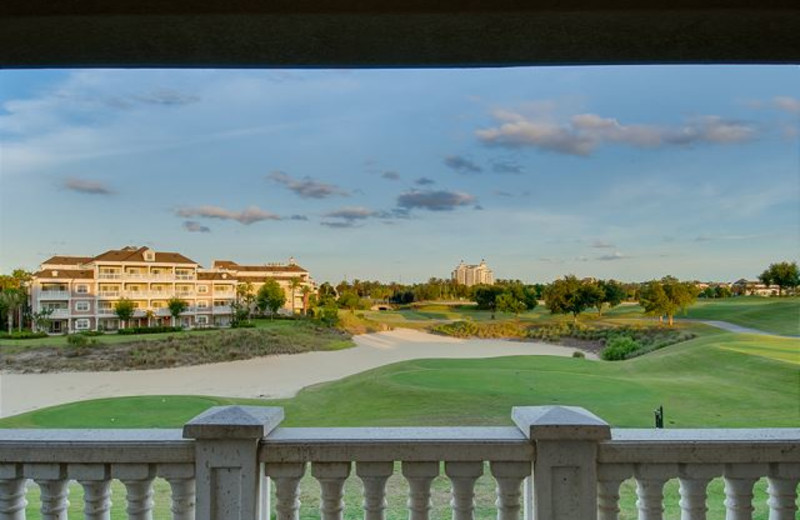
[512,405,610,441]
[183,405,284,440]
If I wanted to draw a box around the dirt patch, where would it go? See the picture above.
[0,326,353,374]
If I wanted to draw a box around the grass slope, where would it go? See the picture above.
[683,296,800,336]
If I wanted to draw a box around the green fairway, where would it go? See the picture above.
[3,330,797,429]
[682,296,799,336]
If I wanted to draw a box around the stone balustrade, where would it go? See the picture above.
[0,405,797,520]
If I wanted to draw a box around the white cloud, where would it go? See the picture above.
[176,205,281,225]
[477,109,759,156]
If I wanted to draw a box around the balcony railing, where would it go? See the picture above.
[38,290,70,299]
[0,406,796,520]
[41,308,69,318]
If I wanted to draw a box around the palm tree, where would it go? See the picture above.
[289,277,302,315]
[167,297,189,328]
[0,290,25,334]
[301,285,313,315]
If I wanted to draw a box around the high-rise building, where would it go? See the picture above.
[451,259,494,286]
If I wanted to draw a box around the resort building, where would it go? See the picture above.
[451,259,494,287]
[29,246,313,333]
[213,258,314,313]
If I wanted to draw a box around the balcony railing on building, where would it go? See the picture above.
[38,290,70,300]
[0,405,797,520]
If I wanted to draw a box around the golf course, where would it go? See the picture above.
[1,297,797,520]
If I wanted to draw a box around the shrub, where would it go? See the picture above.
[79,330,105,337]
[601,335,641,361]
[231,322,255,329]
[572,350,586,359]
[0,330,48,340]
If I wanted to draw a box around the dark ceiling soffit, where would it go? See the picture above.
[2,7,799,68]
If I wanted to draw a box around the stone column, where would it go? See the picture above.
[184,405,284,520]
[512,406,611,520]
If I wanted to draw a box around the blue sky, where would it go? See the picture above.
[1,66,798,283]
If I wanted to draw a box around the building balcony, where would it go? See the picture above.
[42,308,69,318]
[176,274,196,280]
[97,273,123,280]
[97,308,115,315]
[38,290,70,300]
[97,291,120,298]
[212,305,232,313]
[0,405,797,520]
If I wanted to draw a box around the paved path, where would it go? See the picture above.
[0,329,593,418]
[684,319,798,338]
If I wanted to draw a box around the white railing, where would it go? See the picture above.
[41,308,69,318]
[98,273,123,279]
[97,291,120,298]
[211,305,232,313]
[38,291,70,300]
[0,406,797,520]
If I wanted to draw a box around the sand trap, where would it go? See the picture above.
[0,328,593,418]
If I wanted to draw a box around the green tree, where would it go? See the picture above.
[496,292,526,318]
[543,275,593,323]
[257,280,286,318]
[167,297,189,327]
[337,291,361,313]
[639,278,698,326]
[759,261,800,296]
[472,285,505,318]
[30,308,53,333]
[597,279,626,314]
[0,290,25,334]
[114,298,136,329]
[289,277,302,315]
[236,281,256,321]
[580,281,605,316]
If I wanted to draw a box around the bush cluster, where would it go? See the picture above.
[231,322,256,328]
[118,326,183,335]
[0,330,48,340]
[431,320,527,339]
[600,336,641,360]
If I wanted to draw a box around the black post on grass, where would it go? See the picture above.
[654,405,664,429]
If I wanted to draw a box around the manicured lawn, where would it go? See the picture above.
[682,296,800,336]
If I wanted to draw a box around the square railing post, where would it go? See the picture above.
[513,406,610,520]
[184,406,284,520]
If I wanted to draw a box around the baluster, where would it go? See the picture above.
[402,461,440,520]
[723,464,767,520]
[678,464,721,520]
[0,464,27,520]
[445,461,483,520]
[71,464,113,520]
[114,464,156,520]
[634,464,676,520]
[490,461,529,520]
[159,463,196,520]
[597,464,632,520]
[766,463,799,520]
[312,462,351,520]
[356,461,394,520]
[266,463,306,520]
[25,463,70,520]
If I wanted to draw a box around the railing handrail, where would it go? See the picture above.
[0,428,193,464]
[599,427,800,464]
[260,426,534,462]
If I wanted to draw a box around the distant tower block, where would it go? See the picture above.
[451,259,494,286]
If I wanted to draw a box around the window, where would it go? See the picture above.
[197,301,209,308]
[196,315,208,325]
[75,319,90,330]
[76,284,88,294]
[74,301,90,312]
[197,285,209,293]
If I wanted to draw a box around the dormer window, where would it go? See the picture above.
[144,249,155,262]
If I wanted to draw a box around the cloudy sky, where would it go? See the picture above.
[1,66,797,283]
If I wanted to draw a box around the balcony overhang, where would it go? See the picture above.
[1,1,798,68]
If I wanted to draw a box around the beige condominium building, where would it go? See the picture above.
[29,246,313,333]
[451,259,494,286]
[213,258,313,313]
